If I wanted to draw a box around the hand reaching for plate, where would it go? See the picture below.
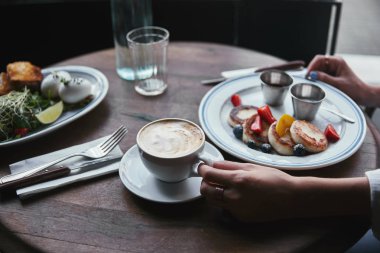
[306,55,379,107]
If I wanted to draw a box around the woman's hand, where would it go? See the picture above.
[199,160,370,222]
[198,161,297,222]
[306,55,375,106]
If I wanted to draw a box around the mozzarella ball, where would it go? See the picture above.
[41,71,71,98]
[58,77,93,104]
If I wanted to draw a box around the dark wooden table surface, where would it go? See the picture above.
[0,42,378,253]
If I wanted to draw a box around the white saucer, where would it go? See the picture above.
[119,142,224,203]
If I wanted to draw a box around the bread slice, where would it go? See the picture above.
[0,72,11,95]
[7,61,42,91]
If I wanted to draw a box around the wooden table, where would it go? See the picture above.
[0,42,378,253]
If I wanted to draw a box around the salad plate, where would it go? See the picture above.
[199,73,366,170]
[0,65,109,147]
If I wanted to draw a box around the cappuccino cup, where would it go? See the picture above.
[136,118,211,182]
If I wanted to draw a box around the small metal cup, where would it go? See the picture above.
[260,70,293,106]
[290,83,326,121]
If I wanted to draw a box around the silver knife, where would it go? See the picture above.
[201,60,305,85]
[68,156,121,175]
[0,155,121,191]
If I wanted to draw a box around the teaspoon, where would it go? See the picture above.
[320,106,355,124]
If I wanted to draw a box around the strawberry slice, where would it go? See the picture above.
[250,115,263,134]
[324,124,340,142]
[258,105,276,125]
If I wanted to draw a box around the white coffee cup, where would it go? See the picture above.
[136,118,212,182]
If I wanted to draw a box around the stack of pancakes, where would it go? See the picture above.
[230,107,328,156]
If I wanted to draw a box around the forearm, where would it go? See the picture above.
[292,176,371,218]
[367,84,380,107]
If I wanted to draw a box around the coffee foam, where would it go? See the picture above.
[138,120,204,158]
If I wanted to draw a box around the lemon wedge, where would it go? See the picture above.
[35,101,64,124]
[276,114,295,137]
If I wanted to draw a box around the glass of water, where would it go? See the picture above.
[110,0,152,81]
[127,26,169,96]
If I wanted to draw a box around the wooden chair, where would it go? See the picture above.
[153,0,342,64]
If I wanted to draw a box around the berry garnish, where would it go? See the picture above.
[260,143,272,153]
[293,144,307,156]
[233,124,244,140]
[324,124,340,142]
[247,140,258,150]
[231,94,242,107]
[258,105,276,124]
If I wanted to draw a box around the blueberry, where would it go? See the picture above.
[247,140,258,150]
[260,143,272,153]
[233,125,243,140]
[293,144,307,156]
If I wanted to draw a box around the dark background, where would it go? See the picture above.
[0,0,340,69]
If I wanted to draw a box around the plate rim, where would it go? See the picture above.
[198,73,367,170]
[0,65,109,148]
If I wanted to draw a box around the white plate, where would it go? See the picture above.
[0,65,109,147]
[119,142,224,204]
[199,74,366,170]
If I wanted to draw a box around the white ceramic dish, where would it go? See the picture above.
[199,73,366,170]
[0,65,109,147]
[119,142,224,204]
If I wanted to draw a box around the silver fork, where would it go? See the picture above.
[0,125,128,184]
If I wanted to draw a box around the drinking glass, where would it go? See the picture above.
[127,26,169,96]
[110,0,152,81]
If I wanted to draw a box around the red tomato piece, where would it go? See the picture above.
[231,94,241,107]
[258,105,276,124]
[14,128,29,137]
[324,124,340,142]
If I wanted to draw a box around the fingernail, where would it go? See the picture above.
[308,71,318,81]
